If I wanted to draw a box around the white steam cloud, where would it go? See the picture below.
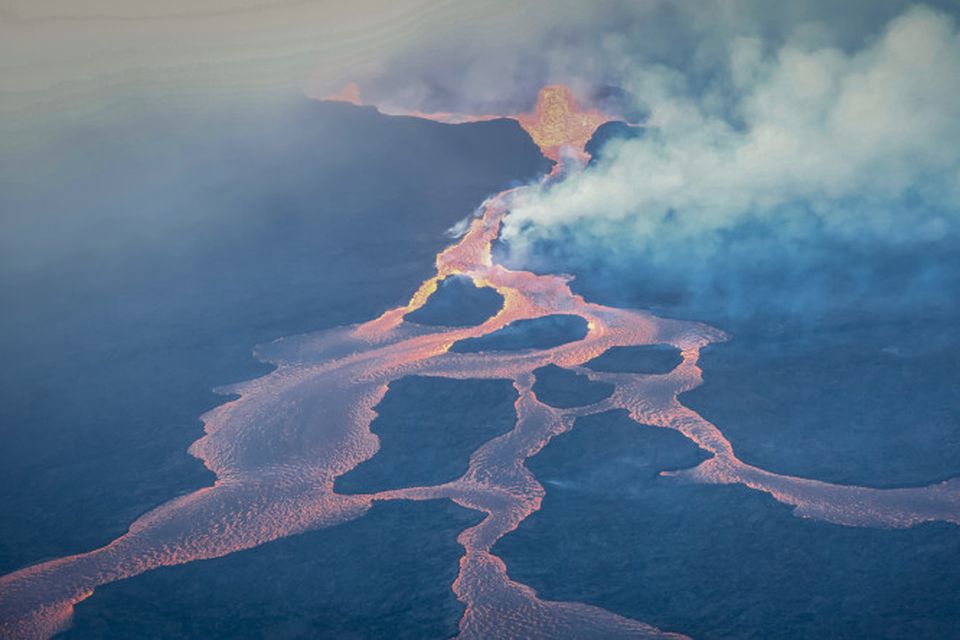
[502,5,960,260]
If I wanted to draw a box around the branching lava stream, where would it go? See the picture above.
[2,86,958,639]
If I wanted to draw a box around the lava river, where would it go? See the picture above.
[1,85,959,640]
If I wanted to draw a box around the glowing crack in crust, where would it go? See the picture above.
[2,86,959,639]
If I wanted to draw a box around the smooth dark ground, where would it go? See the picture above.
[564,253,960,488]
[404,275,503,327]
[63,500,481,640]
[584,344,683,375]
[0,99,548,575]
[531,364,614,409]
[450,314,588,353]
[520,231,960,491]
[335,376,518,494]
[496,410,960,640]
[682,317,960,488]
[510,111,960,489]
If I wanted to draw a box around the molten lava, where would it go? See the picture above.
[2,85,959,640]
[325,82,614,164]
[515,84,611,163]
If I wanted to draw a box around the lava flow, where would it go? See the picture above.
[327,82,613,164]
[2,85,959,640]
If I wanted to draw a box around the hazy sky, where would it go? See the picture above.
[0,0,524,125]
[5,1,958,122]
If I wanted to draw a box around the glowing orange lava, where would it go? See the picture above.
[325,82,614,165]
[516,84,611,163]
[2,86,959,640]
